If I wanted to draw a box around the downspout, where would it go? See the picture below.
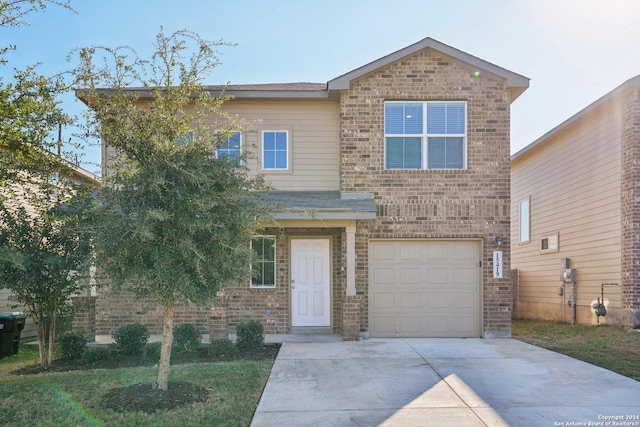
[571,275,576,324]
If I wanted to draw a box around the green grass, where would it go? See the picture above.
[513,319,640,381]
[0,346,273,426]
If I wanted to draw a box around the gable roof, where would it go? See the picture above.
[78,37,528,104]
[327,37,529,102]
[512,74,640,162]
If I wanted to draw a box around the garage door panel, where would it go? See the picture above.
[373,292,394,309]
[399,268,421,284]
[426,291,448,308]
[373,317,395,335]
[370,240,480,338]
[400,292,422,308]
[426,268,449,283]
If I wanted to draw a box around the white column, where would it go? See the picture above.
[346,224,356,296]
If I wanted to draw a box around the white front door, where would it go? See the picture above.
[291,239,331,327]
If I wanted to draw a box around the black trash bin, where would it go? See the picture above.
[0,312,27,359]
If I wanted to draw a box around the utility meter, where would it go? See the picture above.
[560,259,575,283]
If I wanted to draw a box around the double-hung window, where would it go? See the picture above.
[385,101,466,170]
[176,130,194,146]
[250,236,276,288]
[216,132,241,163]
[262,131,288,170]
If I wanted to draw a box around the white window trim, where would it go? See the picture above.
[250,235,276,289]
[384,101,467,170]
[519,197,530,243]
[261,130,290,171]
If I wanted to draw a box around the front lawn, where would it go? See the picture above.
[513,319,640,381]
[0,345,276,426]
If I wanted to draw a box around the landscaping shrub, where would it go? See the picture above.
[112,323,150,355]
[209,338,237,356]
[143,342,162,363]
[172,324,202,353]
[58,331,88,359]
[81,346,112,364]
[236,320,264,350]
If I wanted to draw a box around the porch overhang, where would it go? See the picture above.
[262,191,375,298]
[266,191,377,221]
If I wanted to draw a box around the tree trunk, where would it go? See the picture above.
[156,304,174,391]
[34,315,47,367]
[47,310,56,365]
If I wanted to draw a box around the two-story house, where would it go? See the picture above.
[92,37,529,340]
[511,75,640,328]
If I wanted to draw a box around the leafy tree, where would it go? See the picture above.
[0,1,94,367]
[0,0,78,194]
[0,192,92,366]
[74,28,274,390]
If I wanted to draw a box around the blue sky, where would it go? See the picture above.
[3,0,640,175]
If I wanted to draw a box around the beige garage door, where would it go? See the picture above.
[369,240,481,338]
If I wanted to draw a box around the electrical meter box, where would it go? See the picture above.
[560,259,575,282]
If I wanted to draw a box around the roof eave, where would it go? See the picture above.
[512,74,640,162]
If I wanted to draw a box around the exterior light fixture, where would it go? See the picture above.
[495,236,504,247]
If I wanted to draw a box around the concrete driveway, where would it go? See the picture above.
[251,338,640,427]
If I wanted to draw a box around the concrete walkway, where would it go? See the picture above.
[251,338,640,427]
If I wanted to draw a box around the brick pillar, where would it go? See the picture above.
[72,296,96,341]
[621,85,640,327]
[209,295,229,339]
[342,295,362,341]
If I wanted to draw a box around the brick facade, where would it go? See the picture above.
[621,85,640,327]
[91,40,523,339]
[224,227,345,335]
[94,289,211,335]
[340,49,513,337]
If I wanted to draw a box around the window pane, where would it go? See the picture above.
[275,132,287,150]
[264,132,275,150]
[385,103,422,134]
[427,103,446,134]
[428,137,464,169]
[446,103,465,134]
[386,137,421,169]
[385,103,405,134]
[264,153,275,169]
[275,151,287,169]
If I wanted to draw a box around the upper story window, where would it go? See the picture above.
[250,236,276,288]
[216,132,241,163]
[262,131,288,170]
[176,130,194,146]
[519,197,530,243]
[384,101,466,170]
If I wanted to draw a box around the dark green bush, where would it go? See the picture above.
[81,346,112,364]
[58,331,88,359]
[236,320,264,350]
[172,324,202,353]
[112,323,150,355]
[143,342,162,363]
[209,338,237,356]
